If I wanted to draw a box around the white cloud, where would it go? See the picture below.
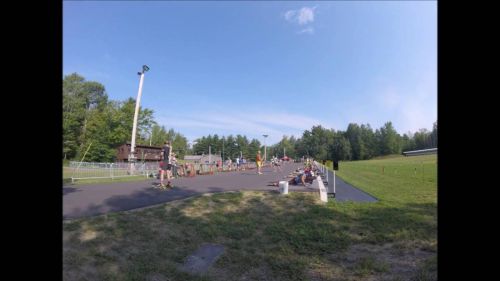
[297,27,314,35]
[250,112,324,130]
[298,7,315,25]
[284,7,316,25]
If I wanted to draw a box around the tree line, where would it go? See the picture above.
[191,121,437,162]
[63,73,436,163]
[266,121,437,162]
[63,73,188,162]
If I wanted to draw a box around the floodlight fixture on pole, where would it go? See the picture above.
[128,64,150,166]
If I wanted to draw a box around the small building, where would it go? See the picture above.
[116,143,163,162]
[402,148,438,156]
[184,154,222,164]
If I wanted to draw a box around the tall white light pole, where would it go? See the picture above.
[262,134,268,163]
[149,129,153,146]
[129,65,150,164]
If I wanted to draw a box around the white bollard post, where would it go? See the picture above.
[326,166,329,183]
[333,169,336,195]
[279,181,289,195]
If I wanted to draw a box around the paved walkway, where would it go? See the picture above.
[63,162,376,220]
[324,169,378,202]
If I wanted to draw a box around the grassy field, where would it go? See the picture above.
[63,155,437,281]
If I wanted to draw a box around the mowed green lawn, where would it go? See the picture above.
[63,155,437,281]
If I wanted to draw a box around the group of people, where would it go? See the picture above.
[235,156,247,171]
[214,157,248,172]
[268,160,317,187]
[157,143,293,189]
[256,151,287,175]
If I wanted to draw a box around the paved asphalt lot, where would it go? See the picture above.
[63,162,376,220]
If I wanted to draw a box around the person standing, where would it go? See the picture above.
[236,156,240,171]
[256,150,263,174]
[160,140,173,188]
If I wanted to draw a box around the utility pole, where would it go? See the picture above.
[128,65,150,173]
[262,134,268,163]
[149,129,153,146]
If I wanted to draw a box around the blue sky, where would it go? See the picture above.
[63,1,437,145]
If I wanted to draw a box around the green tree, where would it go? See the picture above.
[378,122,401,155]
[414,128,432,150]
[298,125,332,161]
[75,98,156,162]
[401,132,416,152]
[360,124,376,159]
[329,132,352,161]
[269,135,298,160]
[247,139,262,161]
[235,134,250,159]
[430,121,437,148]
[149,125,169,147]
[345,123,366,160]
[63,73,108,160]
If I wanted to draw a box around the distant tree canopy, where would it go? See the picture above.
[192,134,261,161]
[64,73,436,163]
[63,73,185,162]
[267,121,436,161]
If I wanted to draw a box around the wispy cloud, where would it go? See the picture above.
[155,110,328,144]
[284,7,316,25]
[250,112,324,131]
[283,6,317,35]
[297,27,314,35]
[399,83,437,133]
[284,10,296,22]
[373,74,437,134]
[379,86,401,110]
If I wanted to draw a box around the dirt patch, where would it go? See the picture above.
[179,243,225,275]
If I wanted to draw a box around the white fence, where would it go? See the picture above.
[65,161,258,183]
[66,161,159,183]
